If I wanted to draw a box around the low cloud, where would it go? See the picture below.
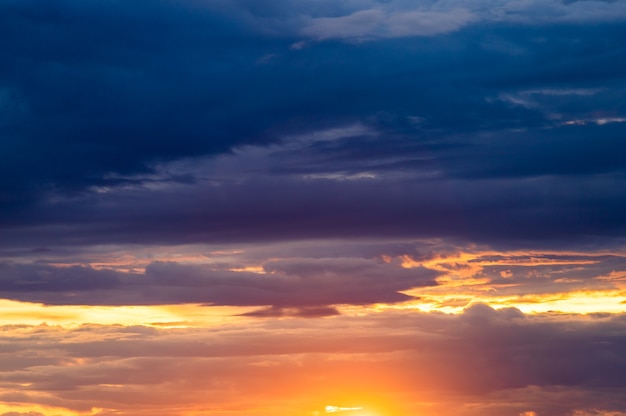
[1,306,626,415]
[0,259,438,309]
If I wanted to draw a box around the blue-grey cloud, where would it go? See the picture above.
[240,0,626,40]
[1,0,625,251]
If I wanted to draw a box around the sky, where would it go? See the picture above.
[1,0,626,415]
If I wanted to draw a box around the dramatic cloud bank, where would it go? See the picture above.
[1,0,625,415]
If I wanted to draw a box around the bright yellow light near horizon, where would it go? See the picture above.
[392,248,626,316]
[0,299,256,327]
[321,402,392,416]
[392,288,626,315]
[341,285,626,317]
[509,290,626,314]
[0,400,85,416]
[326,405,364,413]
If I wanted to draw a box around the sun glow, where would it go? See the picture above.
[326,405,364,413]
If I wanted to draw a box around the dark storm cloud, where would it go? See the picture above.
[263,121,626,181]
[2,171,626,250]
[444,122,626,179]
[1,0,624,190]
[1,0,626,249]
[0,259,438,307]
[0,0,308,201]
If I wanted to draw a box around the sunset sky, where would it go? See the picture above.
[2,1,626,415]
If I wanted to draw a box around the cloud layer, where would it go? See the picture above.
[1,306,626,415]
[2,0,626,249]
[0,259,437,309]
